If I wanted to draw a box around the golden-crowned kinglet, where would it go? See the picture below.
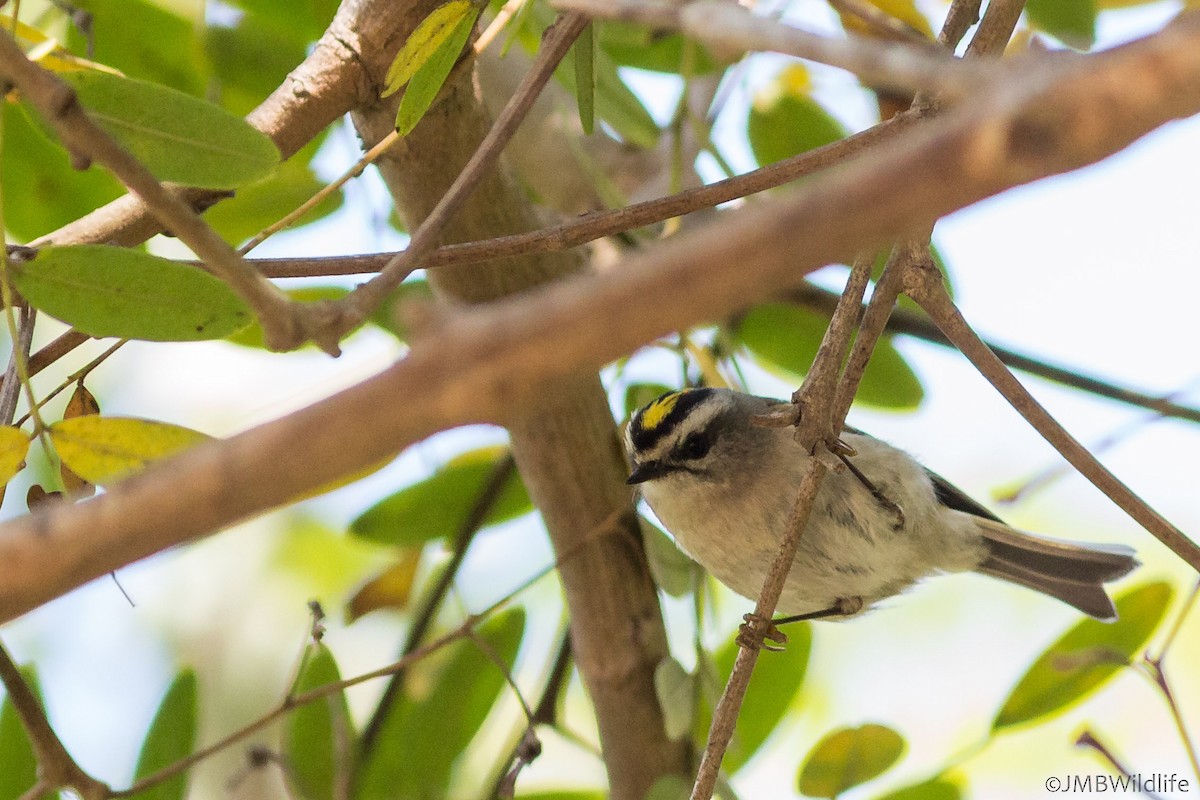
[625,388,1138,621]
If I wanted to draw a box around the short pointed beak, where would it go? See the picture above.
[626,461,663,485]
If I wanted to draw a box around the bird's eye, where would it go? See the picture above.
[678,432,710,460]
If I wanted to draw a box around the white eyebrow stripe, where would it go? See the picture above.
[635,395,724,463]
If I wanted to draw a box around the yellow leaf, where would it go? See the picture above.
[384,0,473,97]
[346,549,423,621]
[49,416,211,485]
[0,425,31,485]
[838,0,934,40]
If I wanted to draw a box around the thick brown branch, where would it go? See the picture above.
[1,12,1199,619]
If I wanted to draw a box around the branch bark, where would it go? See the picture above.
[346,8,686,798]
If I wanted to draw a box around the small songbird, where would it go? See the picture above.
[625,388,1138,621]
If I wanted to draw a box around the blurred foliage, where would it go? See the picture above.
[129,670,197,800]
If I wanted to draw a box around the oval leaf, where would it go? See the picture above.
[0,426,31,486]
[798,723,906,799]
[132,670,198,800]
[284,644,354,800]
[654,657,696,741]
[346,549,423,622]
[50,416,211,485]
[993,581,1172,730]
[734,303,923,409]
[748,66,847,168]
[350,446,532,545]
[0,666,42,800]
[1025,0,1096,49]
[385,0,474,96]
[357,608,526,800]
[12,245,252,341]
[59,70,279,188]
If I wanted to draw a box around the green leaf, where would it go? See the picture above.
[993,581,1172,730]
[130,670,198,800]
[598,21,719,74]
[576,43,659,149]
[516,3,659,148]
[654,657,696,741]
[205,12,312,116]
[873,777,960,800]
[2,103,124,242]
[733,303,923,410]
[385,1,476,96]
[395,5,481,135]
[203,137,342,243]
[0,666,42,800]
[514,794,606,800]
[640,516,698,598]
[227,286,350,348]
[220,0,339,41]
[367,280,436,341]
[350,446,532,545]
[573,23,596,135]
[11,245,252,342]
[284,644,353,800]
[50,416,211,485]
[68,0,206,95]
[702,623,812,773]
[748,66,847,168]
[357,608,526,800]
[624,383,674,418]
[798,724,906,799]
[59,70,280,189]
[1025,0,1097,49]
[644,775,691,800]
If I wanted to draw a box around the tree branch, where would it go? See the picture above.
[904,263,1200,570]
[1,11,1198,619]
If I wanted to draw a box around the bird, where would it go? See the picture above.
[624,387,1138,622]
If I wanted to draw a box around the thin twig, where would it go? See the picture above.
[690,459,829,800]
[786,283,1200,426]
[333,12,590,338]
[0,642,109,799]
[0,305,35,424]
[903,263,1200,571]
[1076,730,1168,800]
[219,114,916,279]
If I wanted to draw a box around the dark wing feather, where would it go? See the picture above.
[927,469,1006,523]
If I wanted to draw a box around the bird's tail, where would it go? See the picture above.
[951,511,1139,621]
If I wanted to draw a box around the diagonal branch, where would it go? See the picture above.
[1,12,1199,621]
[904,263,1199,570]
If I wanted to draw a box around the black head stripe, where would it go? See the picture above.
[629,388,716,452]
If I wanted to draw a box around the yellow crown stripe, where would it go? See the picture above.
[640,392,682,431]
